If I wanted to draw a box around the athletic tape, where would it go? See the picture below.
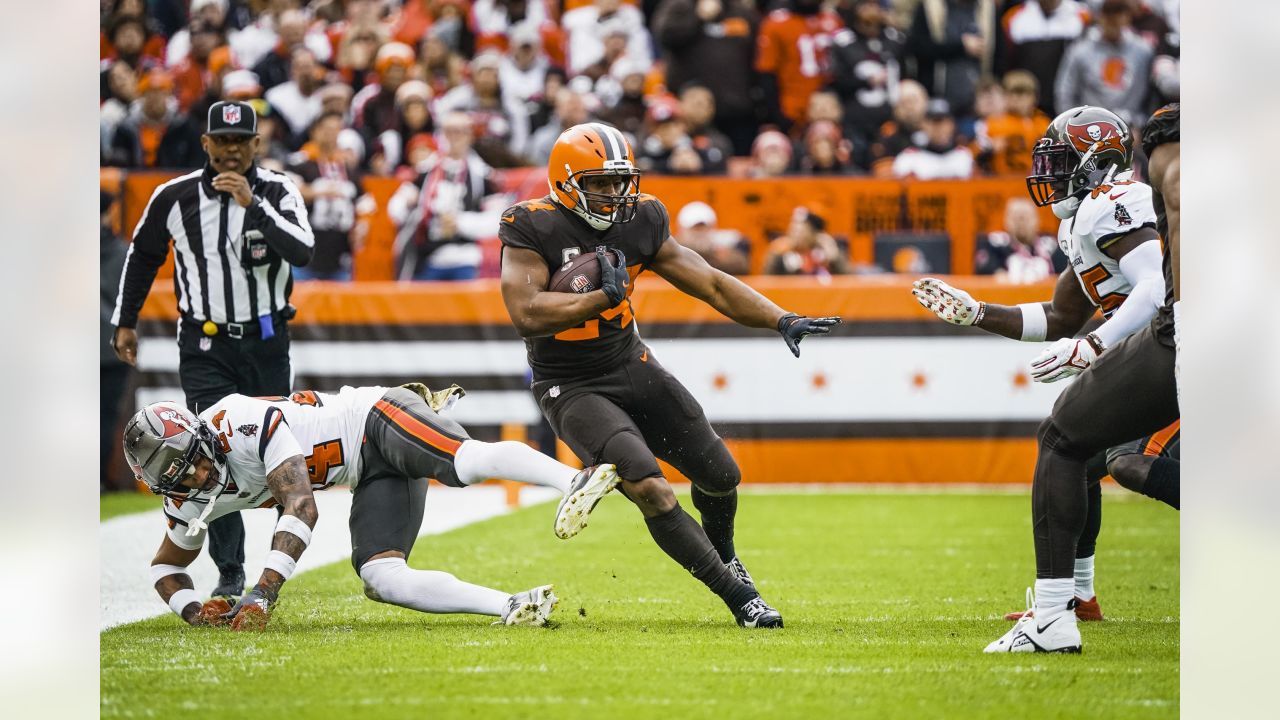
[150,564,189,584]
[168,588,201,616]
[274,514,313,546]
[264,549,298,580]
[1019,303,1048,342]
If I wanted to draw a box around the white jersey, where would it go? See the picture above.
[163,386,388,550]
[1057,175,1157,319]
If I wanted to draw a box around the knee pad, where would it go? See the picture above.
[686,440,741,495]
[601,429,662,481]
[359,557,409,604]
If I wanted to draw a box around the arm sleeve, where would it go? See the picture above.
[245,177,315,266]
[111,187,177,329]
[1092,239,1164,348]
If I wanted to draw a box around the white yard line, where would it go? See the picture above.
[100,485,560,631]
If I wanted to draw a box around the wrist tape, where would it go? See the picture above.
[1018,303,1048,342]
[150,564,190,584]
[168,588,201,616]
[264,549,298,580]
[274,514,313,547]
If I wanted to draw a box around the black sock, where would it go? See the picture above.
[1077,477,1102,558]
[645,504,755,610]
[1142,457,1180,510]
[690,486,737,562]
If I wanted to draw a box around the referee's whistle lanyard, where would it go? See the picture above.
[214,191,276,341]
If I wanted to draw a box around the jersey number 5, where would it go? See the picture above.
[1079,265,1126,316]
[305,439,344,489]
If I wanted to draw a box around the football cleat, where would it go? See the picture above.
[734,596,783,629]
[726,556,757,592]
[500,584,558,627]
[554,464,620,539]
[212,568,246,601]
[985,589,1082,654]
[1004,595,1103,622]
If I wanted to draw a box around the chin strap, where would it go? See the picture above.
[186,492,219,537]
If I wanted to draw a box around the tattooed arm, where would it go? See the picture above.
[253,455,319,599]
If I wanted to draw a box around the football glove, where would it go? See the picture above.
[911,278,984,326]
[221,585,277,631]
[778,313,842,358]
[193,597,233,627]
[400,382,466,413]
[1029,337,1100,383]
[597,246,629,306]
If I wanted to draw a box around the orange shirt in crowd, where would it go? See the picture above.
[755,9,844,124]
[979,110,1051,176]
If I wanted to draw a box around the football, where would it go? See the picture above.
[547,249,620,294]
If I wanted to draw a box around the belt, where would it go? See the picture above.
[182,313,284,339]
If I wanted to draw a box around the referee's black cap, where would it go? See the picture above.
[206,100,258,137]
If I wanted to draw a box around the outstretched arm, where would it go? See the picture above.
[912,269,1097,341]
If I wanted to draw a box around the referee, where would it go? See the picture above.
[111,100,314,600]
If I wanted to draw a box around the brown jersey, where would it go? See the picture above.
[1142,103,1179,349]
[499,194,670,380]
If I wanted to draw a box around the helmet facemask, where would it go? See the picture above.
[125,407,228,504]
[559,161,641,231]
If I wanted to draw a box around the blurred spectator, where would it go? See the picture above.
[795,120,860,175]
[755,0,844,133]
[974,70,1050,175]
[164,0,231,68]
[388,111,506,281]
[975,196,1067,282]
[317,82,354,117]
[1128,0,1179,107]
[960,75,1004,143]
[868,78,928,176]
[679,84,733,174]
[100,61,140,158]
[675,202,751,275]
[102,13,166,70]
[578,22,636,84]
[353,42,417,147]
[1000,0,1090,115]
[287,112,363,281]
[763,206,850,276]
[169,19,225,112]
[891,98,975,179]
[905,0,995,119]
[471,0,555,60]
[420,25,469,97]
[1054,0,1154,127]
[829,0,905,152]
[265,47,326,149]
[750,129,794,177]
[527,88,593,166]
[597,61,648,138]
[376,80,436,172]
[500,23,552,117]
[333,7,389,90]
[223,69,265,100]
[803,90,845,136]
[562,0,653,77]
[435,52,531,167]
[652,0,761,156]
[528,67,569,134]
[233,1,332,72]
[105,69,184,168]
[249,98,293,171]
[250,8,314,91]
[100,191,131,493]
[637,96,692,173]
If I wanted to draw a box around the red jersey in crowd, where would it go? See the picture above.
[755,8,844,124]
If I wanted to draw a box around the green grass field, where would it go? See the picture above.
[101,491,1178,719]
[101,491,164,520]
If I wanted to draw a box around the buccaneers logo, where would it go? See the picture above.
[1066,121,1126,156]
[153,407,192,439]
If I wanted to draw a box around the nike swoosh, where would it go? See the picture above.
[1036,616,1061,634]
[1109,192,1127,201]
[640,350,648,362]
[502,215,515,223]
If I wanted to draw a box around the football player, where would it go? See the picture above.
[946,105,1178,653]
[126,383,619,630]
[912,107,1180,625]
[498,122,840,628]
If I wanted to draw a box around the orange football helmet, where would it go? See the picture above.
[547,122,641,231]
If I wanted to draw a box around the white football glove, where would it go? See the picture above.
[911,277,984,326]
[1029,338,1097,383]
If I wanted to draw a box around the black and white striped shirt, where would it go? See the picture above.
[112,163,315,328]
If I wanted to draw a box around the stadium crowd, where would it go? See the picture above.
[99,0,1179,278]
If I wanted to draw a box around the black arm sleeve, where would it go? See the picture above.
[245,178,315,266]
[112,186,178,329]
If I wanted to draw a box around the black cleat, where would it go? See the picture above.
[726,556,757,592]
[735,596,783,628]
[212,568,246,600]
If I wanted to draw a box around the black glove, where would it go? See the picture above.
[777,313,841,357]
[597,246,629,306]
[221,584,277,623]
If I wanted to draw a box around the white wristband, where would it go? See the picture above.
[274,514,313,547]
[1018,303,1048,342]
[150,564,189,584]
[264,549,298,580]
[168,588,201,617]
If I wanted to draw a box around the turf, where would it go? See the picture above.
[100,491,1178,719]
[100,491,165,521]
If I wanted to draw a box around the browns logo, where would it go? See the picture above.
[1065,120,1126,156]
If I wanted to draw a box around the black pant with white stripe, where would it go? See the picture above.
[180,320,293,585]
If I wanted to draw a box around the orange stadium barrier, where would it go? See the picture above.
[109,170,1058,280]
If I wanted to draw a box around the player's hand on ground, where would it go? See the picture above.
[191,597,233,627]
[221,586,276,631]
[1029,338,1097,383]
[911,278,983,326]
[777,313,842,357]
[597,246,629,306]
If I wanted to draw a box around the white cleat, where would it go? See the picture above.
[554,464,620,539]
[500,584,558,626]
[984,588,1082,654]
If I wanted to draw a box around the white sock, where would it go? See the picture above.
[453,440,576,494]
[359,557,509,616]
[1074,555,1095,600]
[1034,578,1075,613]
